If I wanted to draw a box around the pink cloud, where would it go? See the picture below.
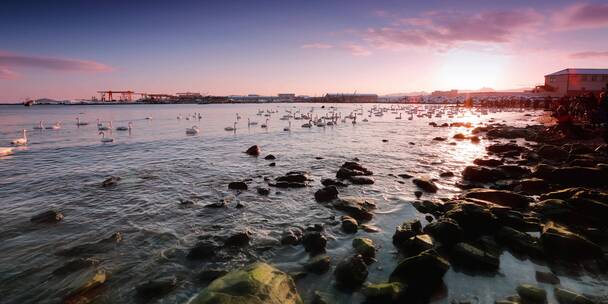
[570,51,608,59]
[301,43,334,49]
[0,51,112,72]
[0,66,20,80]
[553,3,608,30]
[342,44,371,56]
[363,9,542,50]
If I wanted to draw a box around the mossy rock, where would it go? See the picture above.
[516,284,546,303]
[191,262,302,304]
[362,282,403,300]
[353,237,376,259]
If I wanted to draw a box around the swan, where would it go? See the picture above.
[261,119,269,129]
[33,121,44,130]
[11,130,27,145]
[362,118,369,122]
[236,113,242,120]
[248,118,258,126]
[301,120,312,128]
[186,125,199,135]
[98,121,110,131]
[225,121,237,131]
[46,121,62,130]
[116,122,133,131]
[76,117,89,126]
[0,147,13,156]
[283,121,291,132]
[145,116,153,120]
[395,113,402,120]
[99,131,114,143]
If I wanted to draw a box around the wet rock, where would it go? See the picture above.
[439,171,454,178]
[382,139,388,142]
[304,255,331,274]
[341,216,358,233]
[539,188,587,200]
[302,232,327,255]
[499,165,532,178]
[361,224,381,233]
[362,282,403,302]
[62,269,107,304]
[352,237,376,261]
[101,176,120,187]
[516,284,547,304]
[423,218,463,246]
[314,186,338,202]
[321,178,347,187]
[495,226,543,257]
[204,200,227,208]
[393,219,422,248]
[311,291,331,304]
[187,242,217,260]
[473,158,503,167]
[332,197,375,222]
[535,271,560,285]
[389,250,449,298]
[451,242,499,271]
[257,187,270,196]
[453,133,467,140]
[334,255,368,289]
[433,136,447,141]
[554,287,593,304]
[414,191,422,198]
[269,162,276,167]
[281,228,303,245]
[462,166,506,182]
[487,143,525,154]
[538,145,569,162]
[136,276,178,302]
[412,200,444,214]
[228,181,247,190]
[264,154,276,160]
[198,269,228,284]
[349,176,375,185]
[540,221,602,260]
[398,173,413,179]
[548,166,607,187]
[190,262,302,304]
[463,188,531,209]
[52,258,100,276]
[30,210,64,224]
[425,215,434,222]
[57,232,123,257]
[470,135,481,143]
[276,173,308,183]
[514,178,549,195]
[224,230,252,247]
[245,145,261,156]
[444,202,497,236]
[494,210,540,232]
[337,162,373,179]
[412,178,438,193]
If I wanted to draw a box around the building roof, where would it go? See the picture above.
[546,68,608,76]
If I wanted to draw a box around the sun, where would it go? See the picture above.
[434,49,508,91]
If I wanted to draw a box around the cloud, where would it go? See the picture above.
[342,44,371,56]
[363,9,542,50]
[0,52,112,73]
[553,3,608,30]
[570,51,608,59]
[301,43,333,49]
[0,66,20,80]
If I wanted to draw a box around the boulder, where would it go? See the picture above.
[392,219,422,248]
[537,145,569,162]
[257,187,270,196]
[101,176,120,187]
[423,218,463,246]
[389,250,449,297]
[362,282,403,302]
[349,176,375,185]
[136,276,178,302]
[400,234,434,256]
[264,154,276,160]
[62,269,107,304]
[276,173,308,183]
[444,202,497,236]
[495,226,543,257]
[539,188,587,200]
[463,189,531,209]
[554,287,594,304]
[334,255,368,288]
[321,178,347,187]
[341,216,358,233]
[191,263,302,304]
[514,178,549,195]
[473,158,503,167]
[412,200,444,214]
[412,178,438,193]
[499,165,532,178]
[451,242,499,271]
[314,186,338,202]
[302,232,327,255]
[487,143,525,154]
[439,171,454,178]
[245,145,261,156]
[280,228,303,245]
[30,210,64,224]
[462,166,506,182]
[540,222,602,260]
[548,167,607,187]
[187,242,217,260]
[352,237,376,260]
[228,181,247,190]
[224,230,251,247]
[332,197,375,222]
[304,255,331,274]
[516,284,547,304]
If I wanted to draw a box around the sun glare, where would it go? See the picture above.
[434,50,508,91]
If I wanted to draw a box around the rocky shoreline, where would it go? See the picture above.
[26,121,608,304]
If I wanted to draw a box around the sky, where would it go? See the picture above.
[1,0,608,102]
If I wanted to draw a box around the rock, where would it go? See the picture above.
[257,187,270,196]
[398,173,413,179]
[276,173,308,183]
[539,188,587,200]
[302,232,327,255]
[228,181,248,190]
[314,186,338,202]
[56,232,123,257]
[334,255,368,288]
[412,200,444,214]
[204,200,227,208]
[224,230,251,247]
[540,221,602,260]
[352,237,376,260]
[514,178,549,195]
[332,197,375,222]
[554,287,593,304]
[487,143,525,154]
[462,166,507,182]
[321,178,347,187]
[423,218,463,246]
[393,219,422,248]
[101,176,120,187]
[264,154,276,160]
[269,162,276,167]
[349,176,375,185]
[245,145,261,156]
[389,250,449,297]
[361,224,381,233]
[136,276,178,302]
[548,167,607,187]
[470,136,481,143]
[535,271,560,285]
[499,165,532,178]
[280,228,303,245]
[341,216,358,233]
[187,242,217,260]
[414,191,422,198]
[30,210,64,224]
[412,178,438,193]
[453,133,466,140]
[190,262,302,304]
[463,188,531,209]
[516,284,547,304]
[62,269,107,304]
[451,242,499,271]
[400,234,434,256]
[495,226,543,257]
[304,255,331,274]
[444,202,497,236]
[337,162,373,179]
[473,158,503,167]
[362,282,403,302]
[439,171,454,178]
[311,291,331,304]
[52,258,100,276]
[198,268,228,283]
[433,136,447,141]
[538,145,569,162]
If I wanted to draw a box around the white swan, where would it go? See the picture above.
[0,147,13,156]
[11,130,27,146]
[99,131,114,143]
[33,121,44,130]
[145,116,153,120]
[261,119,269,129]
[76,117,89,126]
[116,122,133,131]
[46,121,62,130]
[301,120,312,128]
[186,125,200,135]
[248,118,258,126]
[283,120,291,132]
[225,121,237,131]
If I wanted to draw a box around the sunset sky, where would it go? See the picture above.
[1,0,608,102]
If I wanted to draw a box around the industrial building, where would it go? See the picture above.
[537,68,608,97]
